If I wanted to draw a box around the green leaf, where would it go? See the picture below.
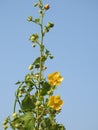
[40,82,51,96]
[45,49,50,55]
[20,112,35,130]
[11,112,35,130]
[56,124,66,130]
[21,95,36,111]
[34,2,38,7]
[32,56,47,68]
[33,57,40,65]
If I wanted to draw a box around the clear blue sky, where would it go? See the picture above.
[0,0,98,130]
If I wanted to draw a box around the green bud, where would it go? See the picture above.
[35,63,40,68]
[19,87,24,91]
[39,96,44,101]
[28,64,33,70]
[47,90,53,95]
[12,113,17,118]
[26,75,30,80]
[47,22,54,28]
[49,54,54,59]
[39,10,43,14]
[32,43,36,48]
[44,26,49,32]
[18,91,22,97]
[30,35,36,42]
[15,123,20,128]
[3,120,7,125]
[3,125,8,129]
[36,101,41,106]
[27,16,33,22]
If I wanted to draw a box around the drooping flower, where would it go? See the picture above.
[48,72,64,86]
[48,95,64,111]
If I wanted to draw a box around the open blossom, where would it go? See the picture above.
[48,95,64,111]
[48,72,64,86]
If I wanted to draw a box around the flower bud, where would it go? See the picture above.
[39,10,43,14]
[44,4,50,10]
[35,63,40,68]
[47,22,54,28]
[3,125,8,129]
[12,113,17,118]
[28,64,33,70]
[18,91,22,97]
[15,123,20,128]
[47,90,53,95]
[30,35,36,42]
[36,101,41,106]
[27,16,33,22]
[35,74,39,79]
[39,105,44,110]
[32,43,36,48]
[43,66,47,70]
[3,120,7,125]
[49,54,54,59]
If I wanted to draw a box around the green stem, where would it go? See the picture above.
[36,1,44,129]
[13,89,19,113]
[13,95,17,113]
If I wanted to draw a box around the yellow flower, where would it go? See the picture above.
[48,72,64,86]
[48,95,64,111]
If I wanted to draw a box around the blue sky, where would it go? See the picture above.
[0,0,98,130]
